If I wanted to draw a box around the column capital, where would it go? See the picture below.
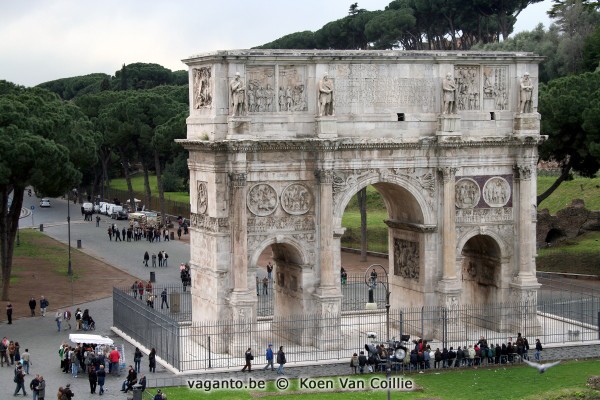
[229,172,247,187]
[514,164,532,180]
[315,169,335,185]
[438,167,458,183]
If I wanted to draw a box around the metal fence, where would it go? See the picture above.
[114,285,600,373]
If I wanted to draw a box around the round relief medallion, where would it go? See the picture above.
[280,183,312,215]
[247,183,278,216]
[455,178,480,209]
[197,181,208,214]
[483,177,511,207]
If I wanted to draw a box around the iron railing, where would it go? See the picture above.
[114,286,600,373]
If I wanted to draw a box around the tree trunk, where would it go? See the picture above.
[537,160,574,206]
[0,185,23,301]
[101,152,110,202]
[357,187,368,262]
[118,149,136,208]
[142,165,152,212]
[154,151,166,227]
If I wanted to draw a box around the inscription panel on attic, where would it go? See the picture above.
[334,64,436,112]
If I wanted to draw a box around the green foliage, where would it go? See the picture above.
[537,231,600,274]
[256,31,317,49]
[114,62,185,90]
[36,73,111,100]
[109,175,189,203]
[539,71,600,178]
[583,25,600,72]
[537,175,600,213]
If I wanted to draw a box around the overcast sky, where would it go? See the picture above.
[1,0,553,87]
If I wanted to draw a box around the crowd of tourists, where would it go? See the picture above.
[350,333,541,373]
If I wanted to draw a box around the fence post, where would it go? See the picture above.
[208,336,212,369]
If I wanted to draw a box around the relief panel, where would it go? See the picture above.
[278,66,307,112]
[197,181,208,214]
[455,178,480,209]
[247,183,278,216]
[483,66,508,110]
[483,177,511,208]
[247,66,276,113]
[393,238,420,280]
[192,67,212,109]
[281,183,313,215]
[454,65,480,111]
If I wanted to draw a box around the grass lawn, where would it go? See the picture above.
[537,175,600,214]
[143,359,600,399]
[536,231,600,275]
[109,175,189,203]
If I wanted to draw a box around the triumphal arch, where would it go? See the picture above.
[181,50,543,346]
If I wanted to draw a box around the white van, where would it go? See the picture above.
[100,203,112,215]
[82,202,94,213]
[108,204,123,218]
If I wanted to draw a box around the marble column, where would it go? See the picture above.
[513,164,539,285]
[315,169,335,290]
[439,167,458,282]
[229,172,248,292]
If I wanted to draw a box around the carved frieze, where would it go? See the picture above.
[455,207,513,224]
[190,212,230,233]
[332,169,376,199]
[455,178,480,209]
[247,66,276,113]
[483,66,508,110]
[393,238,419,280]
[196,181,208,214]
[455,65,480,111]
[390,169,436,210]
[192,67,212,109]
[248,215,315,233]
[483,177,511,207]
[247,183,278,216]
[514,164,533,180]
[281,183,312,215]
[279,66,307,112]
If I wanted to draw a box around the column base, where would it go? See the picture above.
[435,280,462,341]
[312,289,343,350]
[228,290,258,355]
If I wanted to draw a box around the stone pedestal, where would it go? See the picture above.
[513,113,540,138]
[228,290,257,355]
[313,291,343,350]
[227,117,252,137]
[436,279,462,340]
[508,281,542,336]
[316,117,337,138]
[436,115,461,141]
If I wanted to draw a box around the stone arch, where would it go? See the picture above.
[332,172,433,227]
[457,232,505,305]
[249,235,313,318]
[544,228,566,245]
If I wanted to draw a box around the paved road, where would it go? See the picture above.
[4,193,600,400]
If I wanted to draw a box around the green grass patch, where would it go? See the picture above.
[536,231,600,275]
[14,229,80,278]
[537,175,600,214]
[142,359,599,399]
[109,175,190,203]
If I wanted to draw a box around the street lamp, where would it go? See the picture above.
[364,263,391,400]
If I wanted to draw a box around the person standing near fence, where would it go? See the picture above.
[262,277,269,295]
[277,346,286,375]
[160,289,169,309]
[263,344,274,371]
[534,338,543,361]
[148,348,156,373]
[241,348,253,372]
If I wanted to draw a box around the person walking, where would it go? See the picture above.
[37,375,46,400]
[107,226,113,241]
[6,303,12,324]
[0,338,9,366]
[134,347,143,373]
[13,364,27,396]
[88,366,98,394]
[29,374,40,400]
[21,348,31,374]
[163,251,168,267]
[75,308,83,330]
[96,215,101,227]
[97,364,106,395]
[241,348,253,372]
[63,309,72,330]
[28,297,36,317]
[160,289,169,309]
[151,253,157,267]
[535,338,543,361]
[157,251,163,267]
[277,346,286,374]
[148,348,156,373]
[263,344,274,371]
[55,309,63,332]
[40,296,49,317]
[62,384,74,399]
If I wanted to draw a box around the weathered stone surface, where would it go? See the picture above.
[181,50,544,344]
[537,199,600,245]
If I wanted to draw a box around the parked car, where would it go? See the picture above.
[39,198,51,207]
[111,210,128,220]
[100,203,112,215]
[107,204,123,217]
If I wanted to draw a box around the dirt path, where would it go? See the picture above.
[1,233,138,322]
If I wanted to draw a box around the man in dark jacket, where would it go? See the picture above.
[276,346,286,375]
[241,348,253,372]
[358,351,367,374]
[13,365,27,396]
[28,297,36,317]
[97,364,106,395]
